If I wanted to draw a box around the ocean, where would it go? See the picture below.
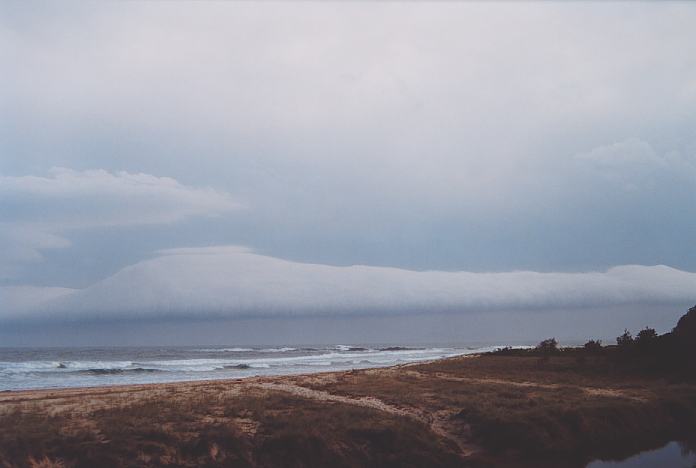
[0,344,505,392]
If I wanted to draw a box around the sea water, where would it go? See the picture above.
[0,343,503,391]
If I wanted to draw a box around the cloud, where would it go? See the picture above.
[4,246,694,323]
[0,285,76,313]
[2,2,696,290]
[0,227,71,279]
[576,138,662,169]
[1,167,240,228]
[4,3,696,183]
[575,138,696,191]
[0,226,71,262]
[0,168,240,276]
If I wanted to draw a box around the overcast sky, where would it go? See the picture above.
[1,1,695,345]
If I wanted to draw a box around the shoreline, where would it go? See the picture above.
[2,353,694,467]
[0,345,484,394]
[0,354,468,405]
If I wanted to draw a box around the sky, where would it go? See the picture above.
[1,1,696,346]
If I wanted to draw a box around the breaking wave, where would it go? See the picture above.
[0,344,523,391]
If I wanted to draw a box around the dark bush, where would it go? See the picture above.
[616,329,634,348]
[537,338,559,355]
[583,340,603,353]
[635,328,658,350]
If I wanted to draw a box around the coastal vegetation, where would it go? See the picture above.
[491,304,696,379]
[0,306,694,467]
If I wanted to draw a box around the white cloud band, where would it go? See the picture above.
[3,246,694,323]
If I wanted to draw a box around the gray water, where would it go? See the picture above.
[0,343,508,391]
[587,441,696,468]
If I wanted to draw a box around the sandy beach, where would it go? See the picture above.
[2,353,695,467]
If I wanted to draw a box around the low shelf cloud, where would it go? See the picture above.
[3,246,694,324]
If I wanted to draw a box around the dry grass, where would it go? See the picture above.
[1,355,695,467]
[301,356,696,467]
[0,381,460,468]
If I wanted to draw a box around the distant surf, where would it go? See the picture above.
[0,344,512,391]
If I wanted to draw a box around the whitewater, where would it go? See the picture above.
[0,344,509,391]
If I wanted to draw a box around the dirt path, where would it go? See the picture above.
[253,382,416,418]
[401,370,648,402]
[252,382,478,457]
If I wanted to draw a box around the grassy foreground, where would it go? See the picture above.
[1,351,695,468]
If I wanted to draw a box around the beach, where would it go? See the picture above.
[2,353,694,467]
[0,345,499,392]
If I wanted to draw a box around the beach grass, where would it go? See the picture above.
[1,353,695,467]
